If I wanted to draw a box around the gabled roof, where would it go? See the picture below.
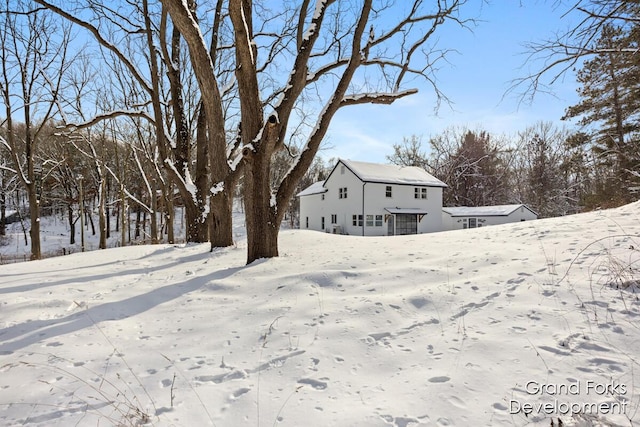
[296,180,327,197]
[326,159,447,187]
[442,204,537,217]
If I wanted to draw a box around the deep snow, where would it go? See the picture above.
[1,202,639,426]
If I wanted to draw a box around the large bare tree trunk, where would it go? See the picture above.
[241,117,280,261]
[162,0,466,264]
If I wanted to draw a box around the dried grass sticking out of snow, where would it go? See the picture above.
[0,201,639,426]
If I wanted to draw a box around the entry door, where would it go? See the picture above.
[387,215,395,236]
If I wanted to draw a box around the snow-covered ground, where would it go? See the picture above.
[1,202,639,426]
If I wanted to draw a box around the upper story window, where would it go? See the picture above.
[385,186,392,198]
[341,166,345,174]
[321,194,325,200]
[339,187,347,199]
[414,187,427,199]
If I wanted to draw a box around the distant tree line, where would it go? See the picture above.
[387,124,590,218]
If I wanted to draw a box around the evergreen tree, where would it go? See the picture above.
[563,23,640,205]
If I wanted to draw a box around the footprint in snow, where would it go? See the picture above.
[230,387,251,400]
[297,377,328,390]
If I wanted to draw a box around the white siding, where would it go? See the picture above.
[323,165,364,235]
[298,159,447,236]
[363,183,443,235]
[442,205,537,231]
[298,192,327,232]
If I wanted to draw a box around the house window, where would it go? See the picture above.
[321,194,325,200]
[341,165,345,174]
[469,218,477,228]
[331,214,337,224]
[321,217,325,230]
[339,187,347,199]
[306,217,309,228]
[414,187,427,199]
[366,215,374,226]
[375,215,383,227]
[352,214,363,226]
[385,186,392,198]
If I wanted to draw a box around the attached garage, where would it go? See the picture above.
[441,204,538,231]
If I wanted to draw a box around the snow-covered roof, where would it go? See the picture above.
[296,180,328,197]
[442,204,536,217]
[332,159,447,187]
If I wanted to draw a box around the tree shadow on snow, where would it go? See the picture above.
[0,245,220,295]
[0,263,244,355]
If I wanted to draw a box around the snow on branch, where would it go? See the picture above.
[340,89,418,107]
[0,164,17,174]
[64,109,155,132]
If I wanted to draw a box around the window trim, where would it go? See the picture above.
[366,214,374,227]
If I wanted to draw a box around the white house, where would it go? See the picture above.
[441,204,538,230]
[297,159,447,236]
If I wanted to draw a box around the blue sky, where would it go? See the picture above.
[324,1,583,163]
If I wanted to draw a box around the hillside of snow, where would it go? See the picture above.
[1,202,639,426]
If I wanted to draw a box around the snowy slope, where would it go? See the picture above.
[1,202,639,426]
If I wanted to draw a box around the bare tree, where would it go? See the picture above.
[163,0,472,263]
[387,135,430,169]
[34,0,222,244]
[0,2,73,259]
[513,0,639,100]
[511,122,579,217]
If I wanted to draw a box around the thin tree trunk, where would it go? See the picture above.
[150,182,158,244]
[0,184,5,236]
[99,174,107,249]
[88,204,95,236]
[165,185,175,244]
[28,184,41,260]
[106,175,111,239]
[135,207,141,239]
[121,187,127,246]
[68,203,75,245]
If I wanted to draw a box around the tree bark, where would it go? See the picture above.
[0,180,5,236]
[27,183,41,260]
[98,174,107,249]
